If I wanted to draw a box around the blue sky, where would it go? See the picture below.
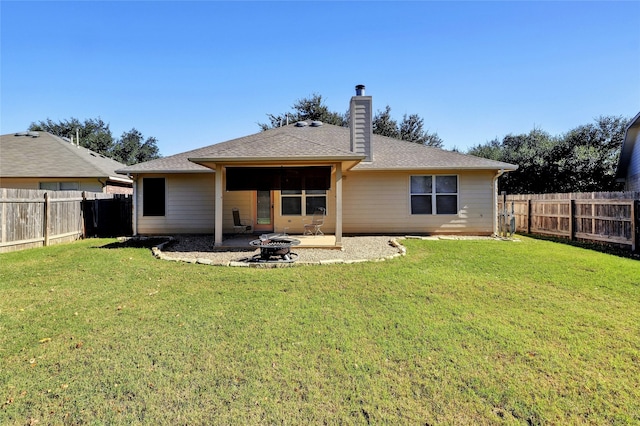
[2,1,639,157]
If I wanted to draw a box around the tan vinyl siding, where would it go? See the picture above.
[342,170,495,235]
[137,174,215,234]
[222,190,253,232]
[135,169,497,235]
[0,178,104,192]
[273,188,336,234]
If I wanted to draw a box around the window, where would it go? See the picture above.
[39,182,59,191]
[39,182,79,191]
[281,190,302,215]
[281,190,326,215]
[60,182,79,190]
[143,178,165,216]
[410,175,458,215]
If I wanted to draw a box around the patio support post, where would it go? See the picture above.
[132,177,138,236]
[335,163,343,246]
[214,164,224,246]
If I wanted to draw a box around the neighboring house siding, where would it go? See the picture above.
[342,170,495,234]
[0,178,104,192]
[627,133,640,191]
[137,174,215,234]
[105,184,133,195]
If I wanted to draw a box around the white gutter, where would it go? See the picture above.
[108,175,134,184]
[492,169,505,236]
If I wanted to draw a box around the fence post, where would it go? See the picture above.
[81,192,87,238]
[526,199,531,234]
[43,192,50,247]
[591,193,596,236]
[569,199,575,241]
[632,200,638,252]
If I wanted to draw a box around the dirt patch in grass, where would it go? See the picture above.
[98,237,172,249]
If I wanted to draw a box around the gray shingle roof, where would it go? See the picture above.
[118,122,517,173]
[0,131,132,181]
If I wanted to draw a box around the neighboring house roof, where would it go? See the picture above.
[616,111,640,179]
[0,131,132,183]
[119,121,517,174]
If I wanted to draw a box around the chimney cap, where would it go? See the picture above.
[355,84,366,96]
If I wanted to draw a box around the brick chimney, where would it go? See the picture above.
[350,84,373,162]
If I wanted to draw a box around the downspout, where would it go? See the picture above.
[492,169,505,236]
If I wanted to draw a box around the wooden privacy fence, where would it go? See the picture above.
[0,188,132,253]
[499,192,640,251]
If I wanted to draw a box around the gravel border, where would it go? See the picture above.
[123,234,511,268]
[143,235,406,268]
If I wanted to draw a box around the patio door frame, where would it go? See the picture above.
[254,190,274,233]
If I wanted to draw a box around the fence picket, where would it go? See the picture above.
[0,188,132,253]
[499,192,640,252]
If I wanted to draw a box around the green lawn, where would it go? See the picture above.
[1,237,639,425]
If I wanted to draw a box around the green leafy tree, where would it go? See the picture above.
[259,93,347,130]
[500,129,557,194]
[551,116,628,192]
[29,117,162,165]
[467,138,503,161]
[111,128,161,166]
[399,113,444,148]
[260,94,445,148]
[467,116,630,194]
[29,117,114,154]
[372,105,399,138]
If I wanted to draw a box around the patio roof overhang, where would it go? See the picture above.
[225,166,332,191]
[187,155,363,172]
[194,158,350,248]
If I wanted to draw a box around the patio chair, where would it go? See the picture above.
[232,208,253,234]
[303,207,326,236]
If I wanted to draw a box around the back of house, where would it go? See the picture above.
[118,86,517,245]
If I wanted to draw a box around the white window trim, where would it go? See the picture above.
[281,190,327,216]
[410,174,459,215]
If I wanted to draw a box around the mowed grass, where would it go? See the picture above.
[1,237,639,425]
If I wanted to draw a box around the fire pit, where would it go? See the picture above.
[249,233,301,263]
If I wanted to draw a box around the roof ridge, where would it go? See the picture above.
[0,131,132,180]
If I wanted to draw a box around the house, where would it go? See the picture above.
[118,86,518,246]
[0,131,132,194]
[616,111,640,191]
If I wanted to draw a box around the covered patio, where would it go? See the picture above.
[188,161,359,248]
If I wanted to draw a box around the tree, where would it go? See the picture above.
[260,94,445,148]
[111,128,161,166]
[372,105,399,138]
[466,116,630,194]
[30,117,114,154]
[500,128,557,194]
[551,116,628,192]
[399,113,444,148]
[258,93,347,130]
[467,138,503,161]
[29,117,162,165]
